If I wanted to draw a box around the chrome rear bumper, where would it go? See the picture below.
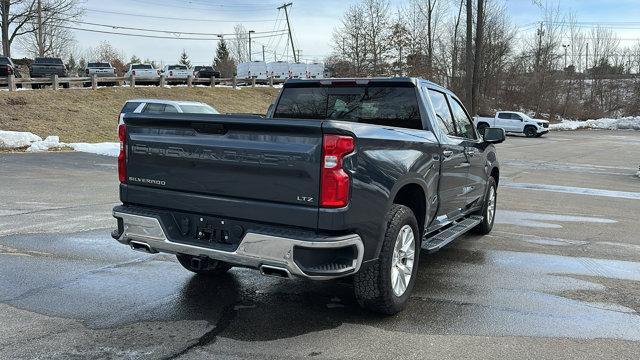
[113,210,364,280]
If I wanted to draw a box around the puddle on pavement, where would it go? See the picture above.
[494,210,617,228]
[502,182,640,200]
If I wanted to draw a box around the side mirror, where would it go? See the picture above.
[483,127,505,144]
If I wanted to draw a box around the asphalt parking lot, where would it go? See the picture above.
[1,130,639,359]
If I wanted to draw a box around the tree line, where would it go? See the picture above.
[327,0,640,119]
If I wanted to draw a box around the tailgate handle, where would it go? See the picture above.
[192,123,227,135]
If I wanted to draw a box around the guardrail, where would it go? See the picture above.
[0,74,287,91]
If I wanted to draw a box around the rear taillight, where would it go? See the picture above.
[85,69,89,75]
[132,70,136,76]
[118,124,126,183]
[320,134,355,208]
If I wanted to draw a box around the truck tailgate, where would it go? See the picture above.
[123,113,323,210]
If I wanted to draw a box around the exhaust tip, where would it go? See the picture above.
[129,241,157,254]
[260,265,291,279]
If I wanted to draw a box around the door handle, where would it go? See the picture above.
[442,150,453,158]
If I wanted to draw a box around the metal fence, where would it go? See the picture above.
[0,74,286,91]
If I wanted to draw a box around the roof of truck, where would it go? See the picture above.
[125,99,209,107]
[284,77,452,95]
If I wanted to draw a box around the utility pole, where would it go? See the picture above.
[535,22,544,71]
[262,45,265,62]
[562,44,570,69]
[277,3,297,63]
[37,0,44,56]
[586,43,589,72]
[296,49,301,63]
[248,30,255,61]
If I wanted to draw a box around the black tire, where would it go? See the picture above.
[176,253,232,276]
[473,177,497,235]
[535,133,544,138]
[354,204,420,315]
[477,123,489,135]
[524,126,537,138]
[31,84,40,89]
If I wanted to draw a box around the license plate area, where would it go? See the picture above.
[162,211,245,251]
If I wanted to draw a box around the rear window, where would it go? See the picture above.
[121,101,141,114]
[179,104,219,114]
[132,64,153,69]
[0,57,10,65]
[168,65,187,70]
[34,57,63,64]
[273,85,422,129]
[88,62,111,68]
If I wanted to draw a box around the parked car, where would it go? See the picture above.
[161,64,192,84]
[83,61,116,87]
[118,99,219,124]
[29,57,68,89]
[112,77,504,314]
[124,63,160,85]
[193,66,220,80]
[474,111,549,137]
[0,57,22,88]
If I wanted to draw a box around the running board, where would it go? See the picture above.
[421,215,483,252]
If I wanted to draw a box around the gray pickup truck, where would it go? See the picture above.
[29,57,68,89]
[111,77,505,314]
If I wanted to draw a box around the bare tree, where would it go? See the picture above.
[17,0,83,58]
[87,40,127,75]
[463,0,473,108]
[231,24,249,63]
[1,0,37,57]
[363,0,392,75]
[332,3,368,76]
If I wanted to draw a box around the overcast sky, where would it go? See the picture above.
[15,0,640,65]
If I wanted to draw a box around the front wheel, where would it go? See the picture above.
[473,177,497,234]
[354,204,420,315]
[176,253,232,276]
[524,126,537,138]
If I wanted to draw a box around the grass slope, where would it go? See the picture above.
[0,86,279,143]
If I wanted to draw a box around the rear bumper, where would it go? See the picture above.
[112,206,364,280]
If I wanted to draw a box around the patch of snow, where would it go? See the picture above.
[67,142,119,157]
[26,136,62,152]
[550,116,640,131]
[0,130,42,148]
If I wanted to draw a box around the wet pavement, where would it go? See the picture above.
[1,130,640,359]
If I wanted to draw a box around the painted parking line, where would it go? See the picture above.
[502,182,640,200]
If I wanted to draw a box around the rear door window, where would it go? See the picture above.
[427,89,456,136]
[142,103,166,113]
[273,85,423,130]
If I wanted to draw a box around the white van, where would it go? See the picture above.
[288,63,307,79]
[267,61,290,79]
[306,62,324,79]
[236,61,267,80]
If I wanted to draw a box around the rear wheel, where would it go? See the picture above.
[176,253,232,276]
[524,126,537,138]
[473,177,497,235]
[354,204,420,315]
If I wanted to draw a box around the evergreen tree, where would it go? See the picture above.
[214,39,236,77]
[66,53,77,75]
[130,55,141,64]
[179,49,191,68]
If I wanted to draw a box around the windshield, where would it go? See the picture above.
[273,85,422,129]
[179,104,219,114]
[88,62,111,68]
[168,65,188,70]
[132,64,153,70]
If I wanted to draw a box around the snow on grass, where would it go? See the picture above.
[550,116,640,131]
[0,130,42,148]
[67,142,119,157]
[26,136,63,152]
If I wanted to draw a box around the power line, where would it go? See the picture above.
[132,0,278,12]
[54,24,288,41]
[83,8,277,22]
[59,19,287,37]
